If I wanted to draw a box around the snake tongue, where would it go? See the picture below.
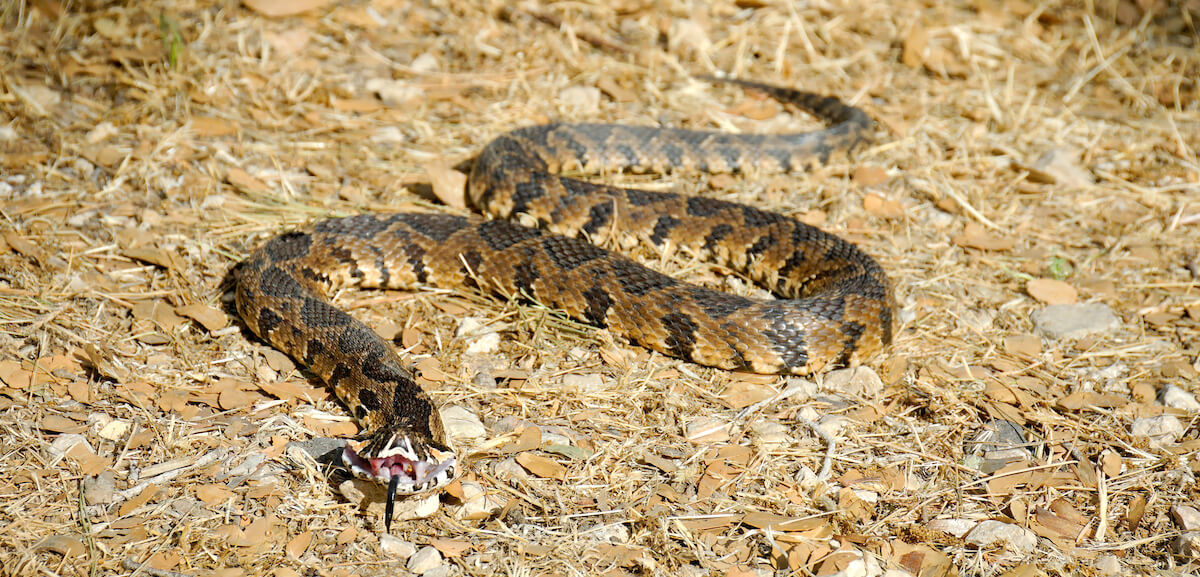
[385,474,400,532]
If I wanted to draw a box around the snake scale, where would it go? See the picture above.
[234,78,894,529]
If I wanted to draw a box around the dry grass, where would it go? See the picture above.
[2,0,1199,576]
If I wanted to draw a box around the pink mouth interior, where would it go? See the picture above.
[343,446,417,481]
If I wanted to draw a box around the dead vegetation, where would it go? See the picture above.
[1,0,1199,576]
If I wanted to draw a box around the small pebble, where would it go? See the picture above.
[48,434,92,459]
[557,85,601,116]
[1171,505,1200,532]
[380,534,417,559]
[964,520,1037,555]
[457,481,503,520]
[1033,303,1119,339]
[407,546,443,574]
[1174,532,1200,559]
[927,518,977,538]
[1130,415,1184,446]
[1159,385,1200,411]
[821,366,883,397]
[1094,554,1122,576]
[493,457,528,482]
[749,420,789,452]
[441,406,486,442]
[561,373,604,393]
[82,471,116,505]
[422,566,455,577]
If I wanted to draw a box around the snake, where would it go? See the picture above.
[233,78,894,530]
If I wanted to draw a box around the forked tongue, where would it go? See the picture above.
[385,474,400,532]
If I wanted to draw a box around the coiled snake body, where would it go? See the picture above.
[234,79,894,529]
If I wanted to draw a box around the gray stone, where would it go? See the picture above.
[82,471,116,505]
[964,520,1037,555]
[456,481,503,520]
[1173,532,1200,559]
[927,518,977,538]
[422,566,456,577]
[1094,554,1121,576]
[287,437,347,462]
[1159,385,1200,411]
[1033,302,1120,339]
[380,534,416,559]
[1130,415,1184,446]
[442,405,486,442]
[407,545,443,574]
[821,366,884,398]
[1171,505,1200,532]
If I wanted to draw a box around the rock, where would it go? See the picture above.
[1094,554,1121,576]
[588,523,630,544]
[442,406,486,442]
[970,420,1032,473]
[465,332,500,356]
[97,418,131,441]
[1130,415,1184,446]
[339,479,368,506]
[1159,385,1200,411]
[561,373,604,393]
[82,471,116,505]
[963,520,1037,555]
[1024,148,1094,187]
[366,78,422,106]
[380,534,417,559]
[817,415,849,438]
[458,317,500,356]
[1173,532,1200,559]
[410,52,439,74]
[48,434,92,459]
[457,481,503,520]
[784,377,818,401]
[1171,505,1200,532]
[407,545,443,574]
[558,86,601,116]
[387,493,440,522]
[750,420,789,452]
[287,437,346,463]
[927,518,977,538]
[422,566,456,577]
[493,457,529,482]
[822,366,884,398]
[686,416,731,443]
[1033,303,1120,339]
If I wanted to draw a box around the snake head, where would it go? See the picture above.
[342,435,457,531]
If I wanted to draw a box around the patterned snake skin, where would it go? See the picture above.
[234,78,894,529]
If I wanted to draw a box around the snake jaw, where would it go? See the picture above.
[341,438,458,530]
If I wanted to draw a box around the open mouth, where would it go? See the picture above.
[341,440,457,531]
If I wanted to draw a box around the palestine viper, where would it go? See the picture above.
[233,78,894,529]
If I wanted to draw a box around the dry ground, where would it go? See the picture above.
[2,0,1199,576]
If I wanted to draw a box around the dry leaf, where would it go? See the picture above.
[853,166,890,185]
[191,117,238,137]
[425,161,468,209]
[862,193,904,218]
[953,222,1015,251]
[286,531,313,559]
[243,0,332,17]
[196,484,236,505]
[1027,279,1077,305]
[177,304,229,332]
[515,452,566,480]
[227,168,269,194]
[721,381,775,409]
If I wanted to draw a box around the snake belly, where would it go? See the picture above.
[233,78,895,527]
